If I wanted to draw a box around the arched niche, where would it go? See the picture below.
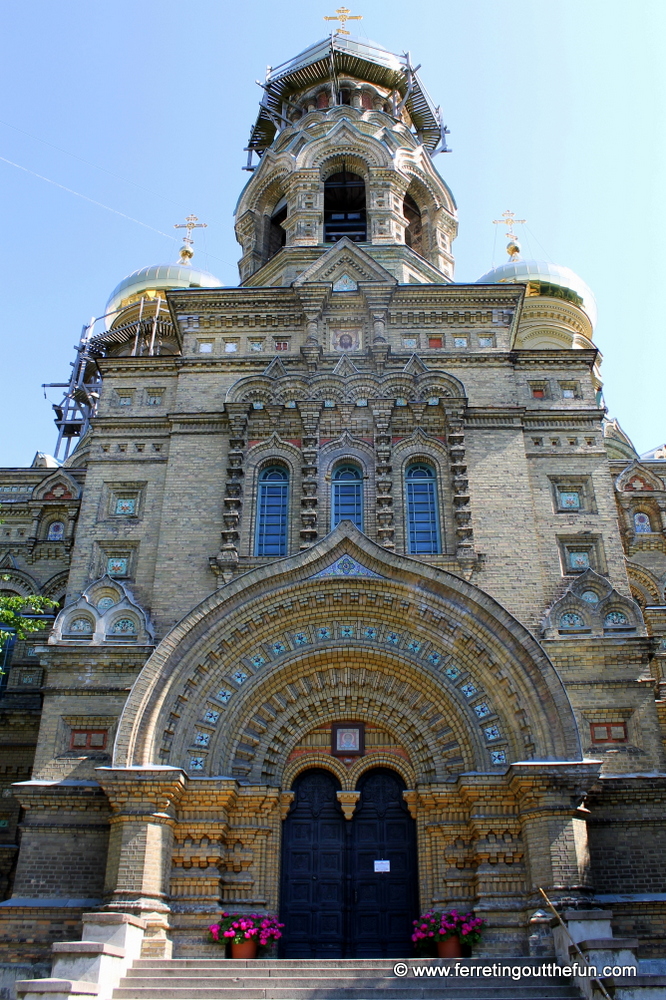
[114,523,581,776]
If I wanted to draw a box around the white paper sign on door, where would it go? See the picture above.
[374,859,390,872]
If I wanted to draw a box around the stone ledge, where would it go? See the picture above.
[51,944,124,958]
[15,981,99,996]
[81,913,146,929]
[574,937,639,950]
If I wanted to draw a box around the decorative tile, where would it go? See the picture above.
[293,632,310,645]
[97,597,116,612]
[604,611,628,626]
[454,337,468,348]
[333,273,357,292]
[340,625,355,638]
[407,639,421,653]
[490,750,507,765]
[473,702,491,718]
[559,491,580,510]
[271,641,287,655]
[444,666,461,681]
[385,632,400,645]
[110,618,136,634]
[484,725,501,741]
[189,757,205,771]
[461,682,477,698]
[363,627,378,640]
[568,551,590,571]
[312,555,384,579]
[233,671,248,685]
[581,591,599,604]
[217,690,232,704]
[69,618,93,633]
[194,731,210,747]
[115,497,136,515]
[107,557,128,577]
[559,612,584,629]
[204,708,220,725]
[427,651,442,667]
[250,654,266,668]
[317,627,332,640]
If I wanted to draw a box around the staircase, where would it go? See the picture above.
[112,958,584,1000]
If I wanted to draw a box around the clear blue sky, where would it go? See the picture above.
[0,0,663,466]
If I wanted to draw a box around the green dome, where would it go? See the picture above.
[476,259,597,328]
[105,262,223,323]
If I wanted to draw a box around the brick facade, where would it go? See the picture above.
[1,29,666,966]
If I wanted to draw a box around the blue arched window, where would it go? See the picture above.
[332,465,363,530]
[406,463,440,554]
[255,466,289,557]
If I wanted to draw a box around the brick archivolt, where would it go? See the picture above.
[282,748,416,792]
[114,525,580,773]
[225,368,466,406]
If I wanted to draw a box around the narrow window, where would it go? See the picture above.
[324,170,366,242]
[634,512,651,533]
[47,521,65,541]
[255,467,289,557]
[332,465,363,530]
[406,463,441,554]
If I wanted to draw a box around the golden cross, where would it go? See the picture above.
[174,214,207,262]
[324,6,363,34]
[493,209,526,241]
[493,209,526,259]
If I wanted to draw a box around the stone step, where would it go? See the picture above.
[112,959,583,1000]
[130,959,559,969]
[119,975,581,988]
[113,990,582,1000]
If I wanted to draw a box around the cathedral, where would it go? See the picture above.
[1,23,666,981]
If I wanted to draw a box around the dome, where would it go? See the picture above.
[105,262,223,323]
[476,259,597,328]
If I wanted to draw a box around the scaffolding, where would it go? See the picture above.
[44,299,177,462]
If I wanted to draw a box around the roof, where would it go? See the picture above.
[476,258,597,328]
[105,263,223,324]
[249,33,441,154]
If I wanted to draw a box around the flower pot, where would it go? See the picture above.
[437,936,462,958]
[231,939,258,959]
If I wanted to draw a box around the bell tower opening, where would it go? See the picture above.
[268,199,287,259]
[324,169,366,243]
[403,193,423,255]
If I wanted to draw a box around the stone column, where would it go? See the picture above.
[372,400,395,549]
[283,171,322,246]
[446,411,475,561]
[96,768,187,958]
[509,763,600,907]
[297,403,323,548]
[211,404,249,584]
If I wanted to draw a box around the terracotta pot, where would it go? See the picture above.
[231,939,258,959]
[437,936,463,958]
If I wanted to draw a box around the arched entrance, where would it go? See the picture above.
[280,767,418,958]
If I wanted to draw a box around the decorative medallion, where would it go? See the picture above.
[312,555,384,578]
[332,273,357,292]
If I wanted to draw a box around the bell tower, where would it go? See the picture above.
[234,31,457,285]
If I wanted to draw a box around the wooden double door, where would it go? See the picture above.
[280,767,418,958]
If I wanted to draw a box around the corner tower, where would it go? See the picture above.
[235,33,457,284]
